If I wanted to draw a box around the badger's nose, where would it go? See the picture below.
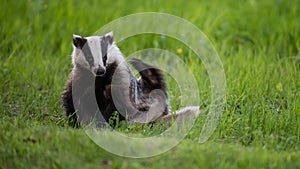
[95,66,106,76]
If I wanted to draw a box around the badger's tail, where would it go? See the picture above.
[129,58,166,92]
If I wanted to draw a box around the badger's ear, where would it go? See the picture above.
[73,34,87,49]
[104,31,113,44]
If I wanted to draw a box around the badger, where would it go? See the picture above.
[62,32,169,127]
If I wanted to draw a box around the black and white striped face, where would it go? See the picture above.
[72,32,124,76]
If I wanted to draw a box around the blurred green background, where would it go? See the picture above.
[0,0,299,169]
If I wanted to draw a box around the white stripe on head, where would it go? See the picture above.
[86,36,102,67]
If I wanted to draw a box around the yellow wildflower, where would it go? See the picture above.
[177,48,183,54]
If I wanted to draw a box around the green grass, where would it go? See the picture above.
[1,0,300,168]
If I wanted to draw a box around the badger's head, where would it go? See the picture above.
[71,32,124,76]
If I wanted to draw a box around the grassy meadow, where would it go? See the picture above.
[1,0,300,168]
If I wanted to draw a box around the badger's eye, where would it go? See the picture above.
[103,53,107,66]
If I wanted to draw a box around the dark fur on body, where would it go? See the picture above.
[62,61,122,127]
[62,58,168,127]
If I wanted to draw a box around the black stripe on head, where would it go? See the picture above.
[101,37,108,66]
[81,42,94,69]
[73,35,94,69]
[101,32,114,66]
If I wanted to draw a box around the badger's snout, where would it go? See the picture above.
[95,66,106,76]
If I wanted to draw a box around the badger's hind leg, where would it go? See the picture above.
[128,58,169,124]
[129,58,167,92]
